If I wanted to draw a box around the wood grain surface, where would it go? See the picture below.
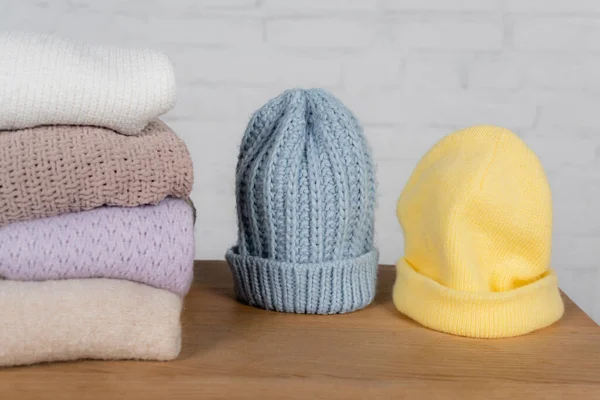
[1,261,599,399]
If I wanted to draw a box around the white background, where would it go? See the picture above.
[2,0,600,322]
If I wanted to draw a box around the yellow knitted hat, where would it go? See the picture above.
[393,125,564,338]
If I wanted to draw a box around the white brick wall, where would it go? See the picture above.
[513,17,600,51]
[2,0,599,323]
[393,20,504,51]
[267,18,379,48]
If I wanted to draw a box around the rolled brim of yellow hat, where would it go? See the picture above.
[392,259,565,338]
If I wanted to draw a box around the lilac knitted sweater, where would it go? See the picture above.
[0,197,195,296]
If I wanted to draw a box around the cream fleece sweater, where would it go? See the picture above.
[0,31,176,135]
[0,278,182,367]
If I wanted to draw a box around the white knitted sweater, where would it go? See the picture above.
[0,31,176,135]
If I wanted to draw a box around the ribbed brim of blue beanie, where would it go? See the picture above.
[225,247,379,314]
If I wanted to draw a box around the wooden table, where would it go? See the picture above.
[1,261,599,399]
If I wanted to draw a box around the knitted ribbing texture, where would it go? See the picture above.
[226,88,379,314]
[0,31,176,135]
[0,198,195,297]
[0,278,182,367]
[0,119,193,226]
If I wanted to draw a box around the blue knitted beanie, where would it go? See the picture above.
[225,88,379,314]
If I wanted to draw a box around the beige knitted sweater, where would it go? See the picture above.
[0,120,193,226]
[0,278,182,367]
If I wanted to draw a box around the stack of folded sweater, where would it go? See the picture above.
[0,32,195,367]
